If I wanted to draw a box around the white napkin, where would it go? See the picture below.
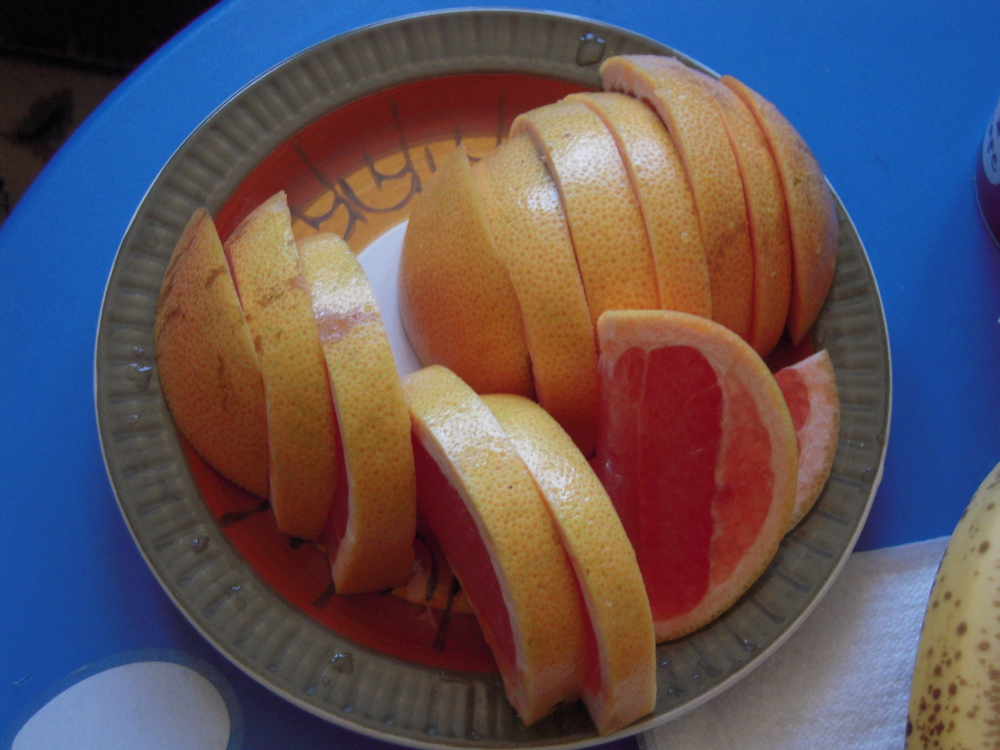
[640,536,949,750]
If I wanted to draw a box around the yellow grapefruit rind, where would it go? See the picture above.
[472,134,600,455]
[510,100,660,326]
[776,349,840,530]
[685,69,793,357]
[600,55,754,342]
[224,191,338,541]
[402,365,586,726]
[566,91,712,320]
[483,394,656,736]
[297,233,416,594]
[597,309,797,641]
[155,209,269,499]
[398,145,534,397]
[721,75,838,345]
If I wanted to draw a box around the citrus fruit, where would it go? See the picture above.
[510,99,660,325]
[595,309,797,641]
[154,209,269,498]
[224,191,338,541]
[600,55,754,341]
[721,75,838,345]
[686,69,792,357]
[566,91,712,319]
[402,365,586,726]
[773,349,840,529]
[472,134,600,454]
[482,394,656,735]
[399,144,533,397]
[297,232,416,594]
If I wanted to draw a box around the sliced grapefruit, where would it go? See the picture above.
[773,349,840,529]
[510,99,660,325]
[721,75,839,345]
[686,69,792,357]
[472,134,600,454]
[600,55,754,341]
[402,365,586,726]
[155,209,269,498]
[399,145,533,397]
[224,191,338,541]
[297,233,416,593]
[566,91,712,319]
[482,394,656,736]
[595,309,797,641]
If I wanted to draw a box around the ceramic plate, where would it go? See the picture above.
[95,9,891,748]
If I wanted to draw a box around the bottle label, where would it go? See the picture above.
[983,97,1000,186]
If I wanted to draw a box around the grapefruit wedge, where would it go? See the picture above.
[297,233,416,594]
[596,310,797,641]
[472,134,600,455]
[721,75,839,345]
[686,70,792,357]
[224,192,338,541]
[482,394,656,736]
[566,91,712,319]
[774,349,840,529]
[600,55,754,341]
[154,209,269,498]
[399,145,533,397]
[510,99,660,326]
[402,365,586,726]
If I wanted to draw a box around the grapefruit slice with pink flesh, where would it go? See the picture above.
[472,134,600,455]
[399,145,534,397]
[297,233,415,594]
[510,99,660,326]
[774,349,840,529]
[595,309,797,641]
[685,69,793,357]
[402,365,586,726]
[600,55,754,341]
[566,91,712,320]
[721,75,839,345]
[154,209,269,498]
[224,191,338,541]
[482,394,656,735]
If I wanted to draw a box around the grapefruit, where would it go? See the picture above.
[154,209,269,498]
[566,91,712,319]
[297,233,416,594]
[721,75,839,345]
[595,309,797,641]
[399,144,534,397]
[224,191,338,541]
[402,365,586,726]
[472,134,600,454]
[510,99,660,325]
[482,394,656,736]
[686,69,792,357]
[773,349,840,529]
[600,55,754,341]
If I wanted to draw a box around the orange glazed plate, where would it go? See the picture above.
[94,9,890,749]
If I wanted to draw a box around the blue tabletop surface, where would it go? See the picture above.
[4,0,1000,746]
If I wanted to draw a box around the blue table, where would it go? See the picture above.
[4,1,1000,746]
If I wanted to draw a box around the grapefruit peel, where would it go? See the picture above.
[402,365,587,726]
[223,191,338,541]
[154,208,269,499]
[483,394,656,736]
[297,232,416,594]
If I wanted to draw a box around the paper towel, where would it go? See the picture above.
[640,536,948,750]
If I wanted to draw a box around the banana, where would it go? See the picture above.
[906,461,1000,749]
